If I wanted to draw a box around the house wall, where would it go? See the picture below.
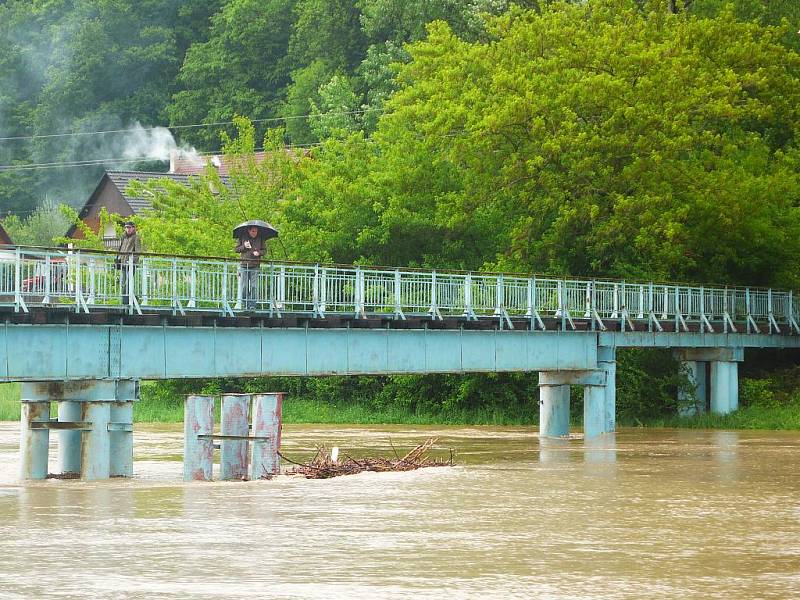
[70,178,131,243]
[0,224,12,245]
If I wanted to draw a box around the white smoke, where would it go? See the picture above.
[120,122,202,165]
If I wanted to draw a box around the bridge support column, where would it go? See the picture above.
[538,384,570,438]
[82,401,111,480]
[678,361,707,416]
[598,346,616,433]
[711,361,739,415]
[675,348,742,416]
[220,394,250,480]
[539,369,612,440]
[184,395,215,481]
[58,401,82,475]
[110,380,136,477]
[19,380,137,481]
[251,392,284,479]
[19,386,50,480]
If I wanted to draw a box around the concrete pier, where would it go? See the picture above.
[58,401,82,475]
[110,379,135,478]
[251,393,284,479]
[82,401,111,480]
[539,366,614,440]
[220,394,250,481]
[711,361,739,414]
[679,360,707,416]
[184,395,215,481]
[110,400,134,477]
[539,384,570,438]
[19,380,137,481]
[598,347,616,433]
[583,385,607,439]
[19,399,50,480]
[676,348,742,415]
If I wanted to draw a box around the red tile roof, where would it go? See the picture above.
[170,151,270,176]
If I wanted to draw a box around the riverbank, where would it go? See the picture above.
[1,378,798,429]
[0,383,530,426]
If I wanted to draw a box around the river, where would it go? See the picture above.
[0,422,799,599]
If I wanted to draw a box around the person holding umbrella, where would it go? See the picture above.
[233,220,278,311]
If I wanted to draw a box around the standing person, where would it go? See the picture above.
[235,225,264,310]
[117,221,142,305]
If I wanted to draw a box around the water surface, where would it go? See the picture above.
[1,423,799,599]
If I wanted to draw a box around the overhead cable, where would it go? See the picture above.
[0,108,385,142]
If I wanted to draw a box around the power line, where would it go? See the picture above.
[0,156,163,172]
[0,139,328,172]
[0,108,385,142]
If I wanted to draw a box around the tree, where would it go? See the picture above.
[167,0,297,150]
[377,1,800,286]
[128,118,301,258]
[1,199,70,246]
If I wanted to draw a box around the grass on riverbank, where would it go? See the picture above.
[0,383,529,425]
[648,403,800,430]
[0,384,19,421]
[2,381,799,429]
[134,394,531,425]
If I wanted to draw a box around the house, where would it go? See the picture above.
[0,222,12,245]
[67,170,229,248]
[67,147,281,247]
[169,150,269,176]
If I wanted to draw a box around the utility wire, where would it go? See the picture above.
[0,156,163,172]
[0,108,385,142]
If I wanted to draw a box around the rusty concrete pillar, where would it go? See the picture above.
[220,394,250,480]
[109,379,136,477]
[58,401,82,475]
[19,384,50,480]
[82,402,111,480]
[538,383,570,438]
[251,392,284,479]
[184,395,214,481]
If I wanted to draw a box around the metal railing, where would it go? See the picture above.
[1,246,798,333]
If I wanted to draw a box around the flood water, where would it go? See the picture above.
[1,422,799,599]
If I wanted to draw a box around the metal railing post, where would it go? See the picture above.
[394,269,405,319]
[44,254,52,305]
[188,262,197,308]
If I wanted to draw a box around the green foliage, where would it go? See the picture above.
[0,383,20,421]
[1,199,69,246]
[739,365,800,408]
[5,1,800,424]
[614,349,688,422]
[130,118,299,258]
[380,3,800,286]
[309,75,361,139]
[167,0,296,150]
[55,205,114,250]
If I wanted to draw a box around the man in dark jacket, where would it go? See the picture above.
[235,226,264,310]
[117,221,142,305]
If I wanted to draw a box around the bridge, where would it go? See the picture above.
[2,245,799,480]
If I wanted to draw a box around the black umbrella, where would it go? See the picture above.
[232,219,279,240]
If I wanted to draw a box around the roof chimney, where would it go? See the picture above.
[169,150,178,173]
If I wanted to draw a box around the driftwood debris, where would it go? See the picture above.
[281,437,453,479]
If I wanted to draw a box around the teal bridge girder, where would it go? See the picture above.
[0,322,797,383]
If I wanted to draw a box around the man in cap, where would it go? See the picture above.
[117,221,142,306]
[235,225,264,310]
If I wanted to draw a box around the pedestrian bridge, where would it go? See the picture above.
[3,246,799,479]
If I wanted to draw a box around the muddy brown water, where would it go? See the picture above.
[1,423,799,599]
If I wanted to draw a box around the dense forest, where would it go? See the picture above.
[3,0,800,421]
